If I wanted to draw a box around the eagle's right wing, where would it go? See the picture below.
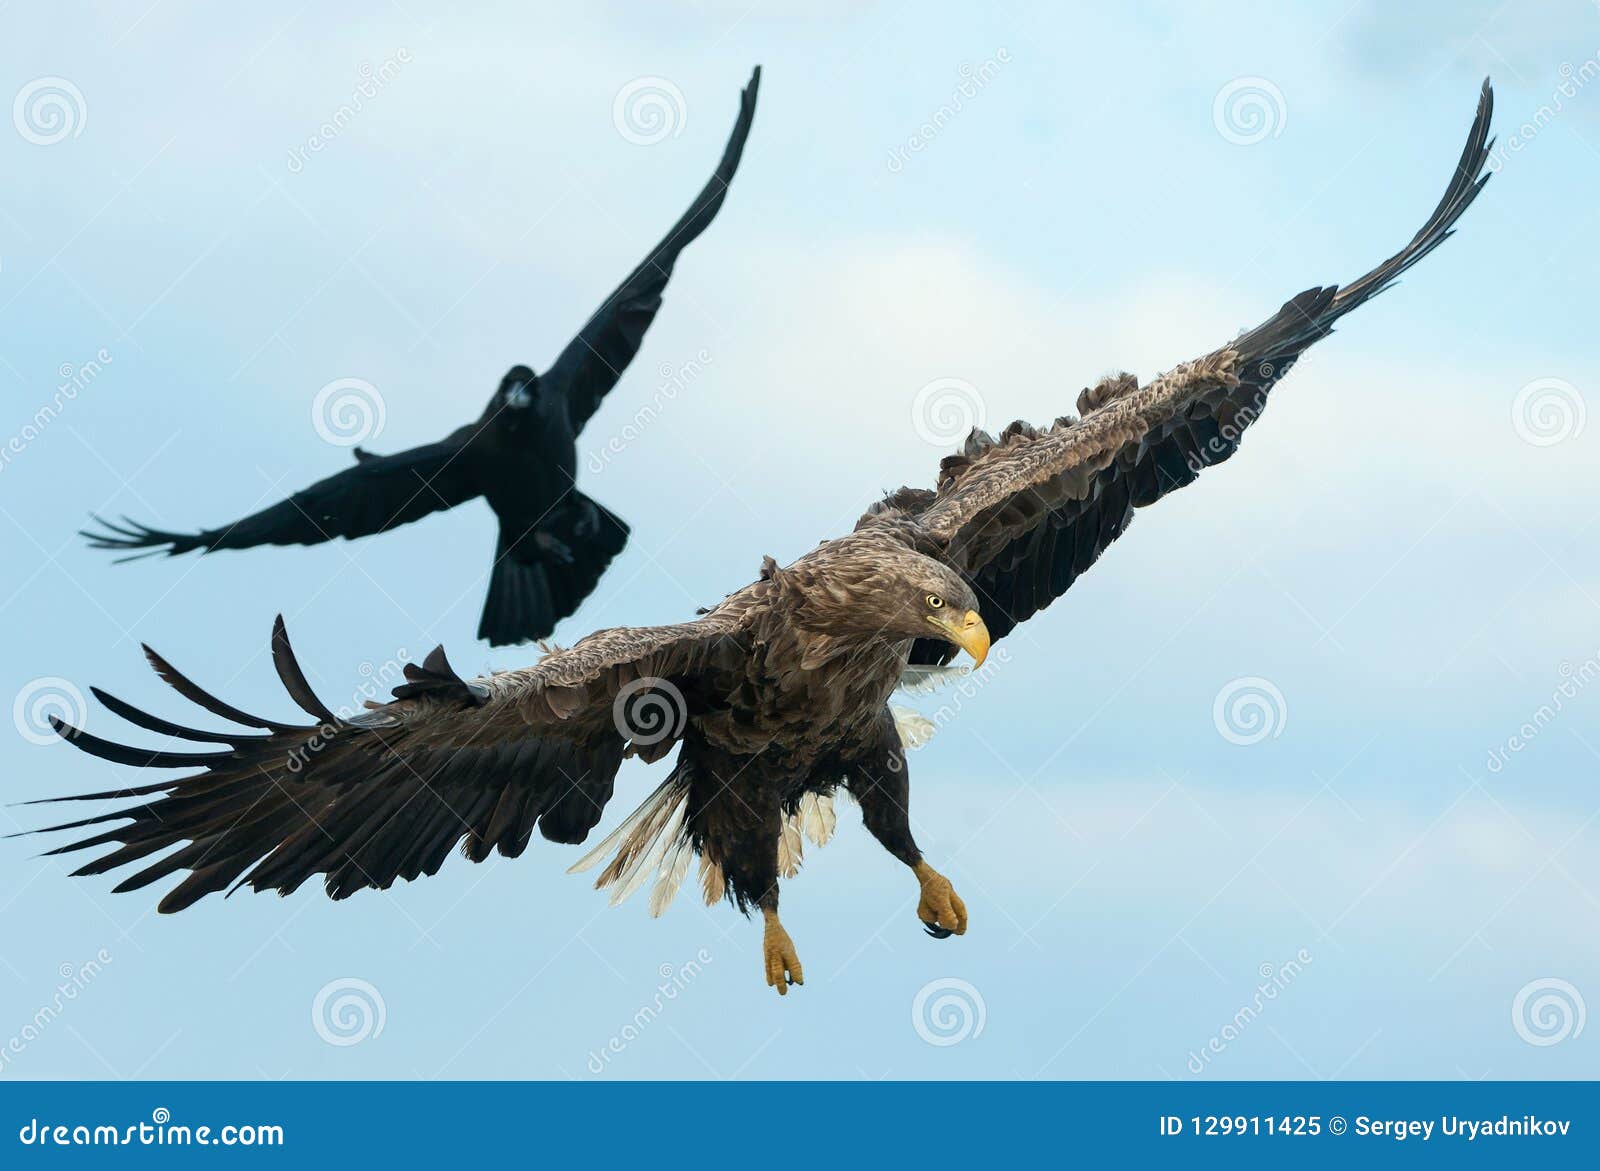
[894,80,1494,664]
[31,609,750,912]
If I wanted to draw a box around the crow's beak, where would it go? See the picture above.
[927,609,989,668]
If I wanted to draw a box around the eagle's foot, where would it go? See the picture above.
[913,860,968,939]
[761,908,804,996]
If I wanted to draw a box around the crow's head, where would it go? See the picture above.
[496,365,540,410]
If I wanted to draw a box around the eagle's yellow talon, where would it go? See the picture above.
[762,908,803,995]
[913,861,968,935]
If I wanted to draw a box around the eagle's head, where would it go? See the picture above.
[496,365,540,411]
[885,558,989,667]
[785,543,990,667]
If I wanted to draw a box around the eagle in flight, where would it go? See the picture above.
[83,68,761,648]
[37,82,1492,994]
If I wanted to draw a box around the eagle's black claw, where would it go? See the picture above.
[922,920,955,940]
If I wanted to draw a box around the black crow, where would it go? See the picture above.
[85,66,760,646]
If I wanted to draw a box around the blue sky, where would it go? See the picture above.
[1,0,1598,1080]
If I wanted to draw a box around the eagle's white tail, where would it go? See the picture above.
[567,776,692,913]
[570,781,840,916]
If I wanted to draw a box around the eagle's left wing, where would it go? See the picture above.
[27,609,750,912]
[898,80,1494,664]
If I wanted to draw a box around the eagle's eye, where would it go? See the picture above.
[926,594,945,610]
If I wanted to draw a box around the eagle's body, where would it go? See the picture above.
[82,68,761,648]
[37,81,1496,994]
[632,533,942,911]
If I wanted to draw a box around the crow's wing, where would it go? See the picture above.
[82,436,482,558]
[542,66,760,434]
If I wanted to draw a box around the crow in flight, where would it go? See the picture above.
[85,67,760,646]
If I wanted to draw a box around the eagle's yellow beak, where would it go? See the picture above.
[927,609,990,668]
